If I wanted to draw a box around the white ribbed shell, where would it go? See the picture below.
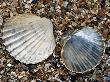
[62,27,104,73]
[1,14,56,64]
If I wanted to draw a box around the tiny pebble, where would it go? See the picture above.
[2,2,6,7]
[31,80,36,82]
[0,16,3,26]
[11,71,17,77]
[7,63,12,67]
[37,79,41,82]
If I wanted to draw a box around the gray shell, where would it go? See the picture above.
[1,14,56,64]
[62,27,104,73]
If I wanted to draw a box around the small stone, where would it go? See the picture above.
[51,68,54,72]
[25,4,30,9]
[105,46,110,55]
[11,71,17,77]
[18,71,26,79]
[22,76,28,80]
[0,70,4,74]
[0,64,4,69]
[25,0,32,3]
[33,69,37,72]
[0,75,2,78]
[10,12,13,17]
[57,63,60,68]
[37,65,42,70]
[107,13,110,17]
[2,2,6,7]
[36,79,41,82]
[103,17,107,21]
[21,64,28,71]
[55,74,59,78]
[7,63,12,67]
[56,30,63,35]
[0,16,3,26]
[47,69,51,73]
[18,75,23,79]
[31,80,36,82]
[106,59,110,66]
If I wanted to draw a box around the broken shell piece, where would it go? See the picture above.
[1,14,56,64]
[62,27,104,73]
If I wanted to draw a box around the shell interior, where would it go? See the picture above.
[1,14,56,64]
[62,27,104,73]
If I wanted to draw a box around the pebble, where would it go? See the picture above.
[0,75,2,78]
[21,76,28,80]
[106,59,110,66]
[7,63,12,67]
[11,71,17,77]
[0,70,4,74]
[0,64,4,69]
[47,69,51,73]
[18,71,26,79]
[25,4,30,9]
[0,15,3,26]
[44,63,51,71]
[33,69,37,72]
[49,77,62,82]
[18,75,23,79]
[51,68,54,72]
[31,80,36,82]
[0,57,6,62]
[36,79,41,82]
[2,2,7,7]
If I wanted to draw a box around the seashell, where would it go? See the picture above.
[1,14,56,64]
[62,27,104,73]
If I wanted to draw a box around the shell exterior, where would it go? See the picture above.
[1,14,56,64]
[62,27,104,73]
